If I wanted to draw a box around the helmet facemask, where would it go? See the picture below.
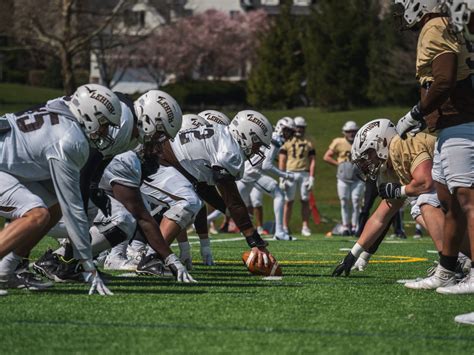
[81,111,118,151]
[353,148,384,181]
[246,131,270,167]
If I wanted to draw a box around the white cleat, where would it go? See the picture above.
[404,265,456,290]
[273,233,297,241]
[0,289,7,296]
[437,269,474,295]
[301,226,311,237]
[104,253,137,271]
[454,312,474,325]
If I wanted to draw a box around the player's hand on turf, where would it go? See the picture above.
[378,182,404,199]
[332,252,357,277]
[200,246,215,266]
[81,260,113,296]
[351,252,372,272]
[165,254,197,283]
[396,104,426,139]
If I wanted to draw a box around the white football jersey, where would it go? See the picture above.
[171,124,245,185]
[0,99,88,181]
[100,151,142,194]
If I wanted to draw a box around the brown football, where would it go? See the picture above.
[242,250,282,276]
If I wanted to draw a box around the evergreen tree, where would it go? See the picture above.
[247,0,306,109]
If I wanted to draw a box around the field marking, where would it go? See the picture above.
[6,319,474,342]
[214,255,427,265]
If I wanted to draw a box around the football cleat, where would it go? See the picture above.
[136,254,171,277]
[404,265,456,290]
[273,233,297,241]
[104,253,137,271]
[0,289,7,296]
[454,312,474,325]
[301,226,311,237]
[33,249,61,280]
[0,271,53,291]
[52,258,85,283]
[436,269,474,295]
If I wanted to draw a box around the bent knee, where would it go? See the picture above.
[23,207,50,229]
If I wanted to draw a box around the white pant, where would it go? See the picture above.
[250,188,263,208]
[336,178,364,227]
[432,123,474,193]
[140,166,203,229]
[285,171,311,201]
[409,190,441,220]
[0,172,57,220]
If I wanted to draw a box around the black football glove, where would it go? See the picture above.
[378,182,403,199]
[90,186,111,217]
[332,252,357,277]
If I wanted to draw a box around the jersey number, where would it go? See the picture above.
[292,143,306,159]
[16,112,60,133]
[179,128,214,145]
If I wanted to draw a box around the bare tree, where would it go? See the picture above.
[13,0,129,94]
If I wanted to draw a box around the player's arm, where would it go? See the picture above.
[323,148,338,167]
[261,143,289,179]
[278,149,288,171]
[111,182,173,259]
[332,198,403,276]
[216,178,275,267]
[308,149,316,178]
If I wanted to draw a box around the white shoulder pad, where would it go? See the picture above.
[101,151,142,189]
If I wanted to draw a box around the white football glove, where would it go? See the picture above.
[279,177,288,191]
[178,241,193,271]
[165,254,197,283]
[81,260,113,296]
[200,245,215,266]
[351,251,372,272]
[396,104,426,139]
[303,176,315,191]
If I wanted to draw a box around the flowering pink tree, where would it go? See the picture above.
[133,9,269,82]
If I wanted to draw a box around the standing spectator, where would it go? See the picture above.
[279,116,316,236]
[323,121,364,236]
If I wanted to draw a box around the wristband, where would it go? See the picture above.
[245,230,268,248]
[400,185,407,198]
[350,243,365,258]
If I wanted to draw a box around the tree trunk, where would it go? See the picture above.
[61,49,76,95]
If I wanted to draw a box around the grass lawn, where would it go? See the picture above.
[0,234,472,354]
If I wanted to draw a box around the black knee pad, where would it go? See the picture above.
[103,227,128,247]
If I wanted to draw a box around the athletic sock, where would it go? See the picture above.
[199,238,211,249]
[439,254,458,272]
[179,241,191,259]
[0,252,22,277]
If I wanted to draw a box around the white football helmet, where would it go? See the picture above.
[445,0,474,40]
[134,90,182,143]
[351,119,397,180]
[342,121,359,132]
[199,110,231,126]
[275,117,295,139]
[181,114,208,130]
[68,84,121,150]
[294,116,307,127]
[229,110,273,166]
[394,0,442,28]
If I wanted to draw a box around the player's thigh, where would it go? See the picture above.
[434,123,474,194]
[299,171,310,201]
[336,179,350,201]
[250,187,263,208]
[94,195,137,237]
[255,175,278,197]
[0,172,48,220]
[237,180,254,207]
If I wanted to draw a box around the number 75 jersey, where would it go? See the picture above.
[170,124,245,185]
[0,98,89,182]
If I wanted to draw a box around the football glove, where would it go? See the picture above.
[81,260,113,296]
[332,252,357,277]
[351,251,372,272]
[284,171,295,182]
[396,104,426,139]
[200,245,215,266]
[165,254,197,283]
[279,177,289,191]
[303,176,315,191]
[378,182,405,199]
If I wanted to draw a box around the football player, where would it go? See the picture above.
[323,121,364,236]
[395,0,474,294]
[134,110,277,270]
[0,84,121,295]
[332,119,453,281]
[279,116,316,236]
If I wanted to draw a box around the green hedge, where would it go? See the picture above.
[162,81,247,110]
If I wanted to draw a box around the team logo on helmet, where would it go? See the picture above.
[247,113,269,137]
[157,95,175,127]
[359,121,380,148]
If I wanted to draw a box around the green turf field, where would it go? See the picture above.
[0,234,472,354]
